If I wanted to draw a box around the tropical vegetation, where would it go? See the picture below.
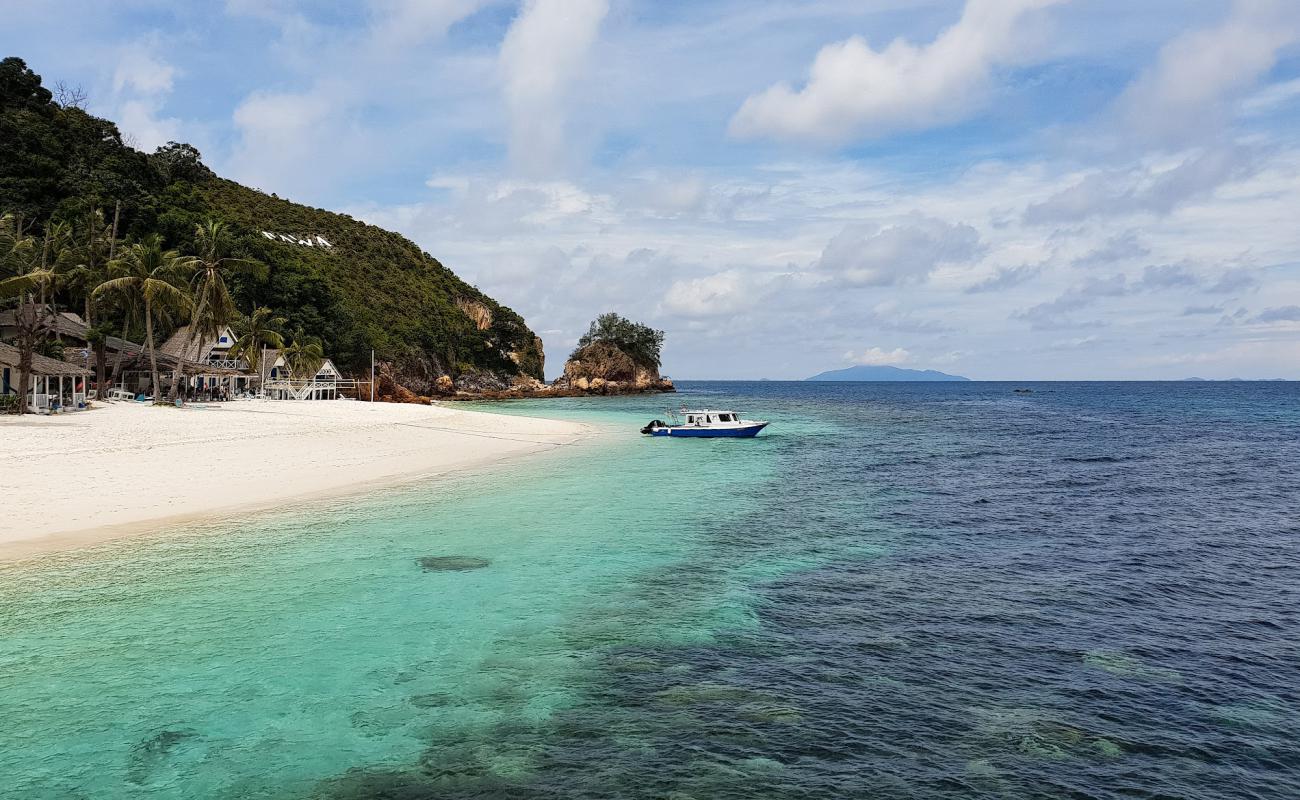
[573,312,665,369]
[93,236,195,402]
[229,307,287,371]
[0,55,544,413]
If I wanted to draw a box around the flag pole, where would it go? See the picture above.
[370,349,375,402]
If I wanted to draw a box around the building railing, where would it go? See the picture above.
[205,358,248,370]
[263,379,349,401]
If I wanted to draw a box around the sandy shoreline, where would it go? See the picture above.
[0,400,591,561]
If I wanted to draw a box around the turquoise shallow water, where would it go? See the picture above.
[0,390,818,798]
[3,382,1299,798]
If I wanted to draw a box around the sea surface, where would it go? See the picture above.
[2,381,1299,799]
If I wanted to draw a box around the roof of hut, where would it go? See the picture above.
[159,324,239,363]
[0,342,90,376]
[0,306,145,356]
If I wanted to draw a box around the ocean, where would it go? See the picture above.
[2,381,1298,799]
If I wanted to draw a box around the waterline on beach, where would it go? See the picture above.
[0,400,589,558]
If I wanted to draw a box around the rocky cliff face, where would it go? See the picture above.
[550,341,674,394]
[455,298,493,331]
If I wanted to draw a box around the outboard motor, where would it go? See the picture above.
[641,419,666,435]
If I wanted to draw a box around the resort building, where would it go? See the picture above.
[2,304,347,406]
[0,341,91,413]
[260,351,343,400]
[160,325,259,397]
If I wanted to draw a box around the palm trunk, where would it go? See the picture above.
[172,285,210,403]
[109,201,119,260]
[95,339,106,399]
[167,334,191,402]
[14,299,38,416]
[109,320,129,385]
[171,329,206,403]
[145,297,161,403]
[15,344,31,416]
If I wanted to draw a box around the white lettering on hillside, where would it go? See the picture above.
[261,231,333,248]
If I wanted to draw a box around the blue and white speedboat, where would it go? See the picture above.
[641,408,769,438]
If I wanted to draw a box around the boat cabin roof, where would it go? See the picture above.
[682,408,734,415]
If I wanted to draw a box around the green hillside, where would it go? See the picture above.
[0,56,543,385]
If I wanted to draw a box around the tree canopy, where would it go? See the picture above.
[574,312,664,369]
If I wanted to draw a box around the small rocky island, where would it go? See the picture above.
[370,313,675,402]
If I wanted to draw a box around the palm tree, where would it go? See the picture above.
[58,210,114,325]
[94,236,196,403]
[0,218,61,301]
[59,210,116,394]
[0,214,35,278]
[282,333,325,384]
[0,214,40,296]
[169,221,265,401]
[228,306,286,372]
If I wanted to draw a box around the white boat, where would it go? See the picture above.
[641,408,769,438]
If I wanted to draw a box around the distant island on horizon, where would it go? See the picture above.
[1182,377,1289,382]
[806,365,971,382]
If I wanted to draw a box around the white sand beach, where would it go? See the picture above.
[0,400,591,559]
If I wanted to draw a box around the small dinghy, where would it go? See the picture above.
[641,408,768,438]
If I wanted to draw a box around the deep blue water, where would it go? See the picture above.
[3,381,1299,799]
[486,381,1300,799]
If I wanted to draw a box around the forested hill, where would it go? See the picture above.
[0,57,543,386]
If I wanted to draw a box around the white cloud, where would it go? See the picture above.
[1024,147,1257,224]
[1241,77,1300,115]
[112,50,175,96]
[1071,230,1149,268]
[115,99,181,151]
[352,141,1300,379]
[964,263,1040,293]
[227,86,346,190]
[367,0,492,49]
[1116,0,1300,143]
[217,0,496,196]
[499,0,609,175]
[661,270,755,317]
[817,215,983,286]
[845,347,911,366]
[1253,305,1300,323]
[108,40,181,150]
[1048,335,1100,349]
[1016,273,1128,329]
[729,0,1065,142]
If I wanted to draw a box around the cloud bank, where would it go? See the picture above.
[730,0,1064,142]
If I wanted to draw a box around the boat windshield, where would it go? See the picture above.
[683,411,739,424]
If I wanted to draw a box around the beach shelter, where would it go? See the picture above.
[0,342,91,413]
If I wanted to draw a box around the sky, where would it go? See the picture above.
[4,0,1300,380]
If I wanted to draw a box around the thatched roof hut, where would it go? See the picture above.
[0,342,90,378]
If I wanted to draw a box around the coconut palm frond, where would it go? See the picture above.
[0,268,58,299]
[228,306,287,368]
[93,275,139,298]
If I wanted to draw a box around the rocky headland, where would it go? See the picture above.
[359,314,675,403]
[361,345,675,403]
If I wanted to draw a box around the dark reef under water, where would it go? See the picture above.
[311,382,1300,799]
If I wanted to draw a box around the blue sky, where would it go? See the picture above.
[5,0,1300,379]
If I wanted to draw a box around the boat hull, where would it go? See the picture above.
[648,422,768,438]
